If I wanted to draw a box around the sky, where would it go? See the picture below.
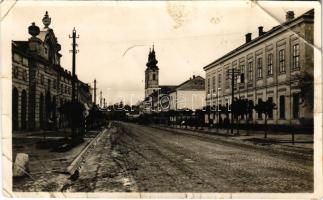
[1,1,318,105]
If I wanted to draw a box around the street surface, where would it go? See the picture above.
[64,122,313,192]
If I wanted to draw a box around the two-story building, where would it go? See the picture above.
[203,9,314,126]
[12,11,92,131]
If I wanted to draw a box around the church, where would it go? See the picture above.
[142,46,205,113]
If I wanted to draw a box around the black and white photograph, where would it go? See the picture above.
[0,0,322,198]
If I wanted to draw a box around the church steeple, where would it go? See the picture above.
[146,44,158,69]
[145,45,159,98]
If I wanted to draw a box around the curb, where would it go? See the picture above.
[65,125,110,175]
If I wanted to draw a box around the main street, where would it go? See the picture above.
[62,122,313,193]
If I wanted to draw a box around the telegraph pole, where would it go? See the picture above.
[69,27,79,137]
[100,91,102,108]
[227,68,240,134]
[94,79,97,106]
[69,28,79,102]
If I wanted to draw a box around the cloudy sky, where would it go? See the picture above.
[2,1,317,105]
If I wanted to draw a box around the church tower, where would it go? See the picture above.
[145,45,159,98]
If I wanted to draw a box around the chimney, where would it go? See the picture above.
[258,26,264,36]
[286,11,295,21]
[193,75,196,79]
[245,33,252,43]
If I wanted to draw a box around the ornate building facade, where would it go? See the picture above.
[12,12,92,131]
[204,9,314,126]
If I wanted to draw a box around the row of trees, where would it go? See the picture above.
[136,98,276,138]
[59,101,108,140]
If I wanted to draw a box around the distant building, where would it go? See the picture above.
[169,75,205,111]
[203,9,314,126]
[141,46,205,113]
[12,11,92,131]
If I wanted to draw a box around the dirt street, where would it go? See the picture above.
[65,122,313,192]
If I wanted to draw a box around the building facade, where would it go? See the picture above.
[12,11,92,131]
[203,9,314,126]
[169,75,205,111]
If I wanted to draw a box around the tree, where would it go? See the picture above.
[255,99,276,138]
[204,105,212,127]
[60,101,86,139]
[231,98,244,135]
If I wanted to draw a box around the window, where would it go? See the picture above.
[13,66,19,78]
[218,74,222,87]
[257,58,263,79]
[279,95,285,119]
[257,98,263,119]
[61,84,63,93]
[22,57,28,66]
[48,79,51,90]
[268,97,273,119]
[212,76,216,92]
[207,78,210,94]
[292,44,300,69]
[248,61,253,81]
[40,75,44,85]
[279,49,285,73]
[267,53,273,76]
[225,68,230,88]
[13,53,22,63]
[22,70,27,81]
[293,93,300,119]
[152,74,156,81]
[53,79,56,89]
[240,65,245,83]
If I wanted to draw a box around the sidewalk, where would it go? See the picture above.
[13,129,101,139]
[152,124,313,158]
[12,129,102,192]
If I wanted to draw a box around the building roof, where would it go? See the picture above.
[203,8,314,70]
[175,75,205,91]
[12,41,29,52]
[144,85,176,101]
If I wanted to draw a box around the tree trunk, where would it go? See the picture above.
[264,114,267,138]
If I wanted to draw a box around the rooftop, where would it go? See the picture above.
[203,8,314,70]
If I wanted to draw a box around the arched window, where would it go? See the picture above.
[21,90,27,130]
[39,93,44,129]
[12,88,19,131]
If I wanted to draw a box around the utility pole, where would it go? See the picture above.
[94,79,97,106]
[69,27,79,137]
[100,91,102,108]
[227,68,240,134]
[69,28,79,102]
